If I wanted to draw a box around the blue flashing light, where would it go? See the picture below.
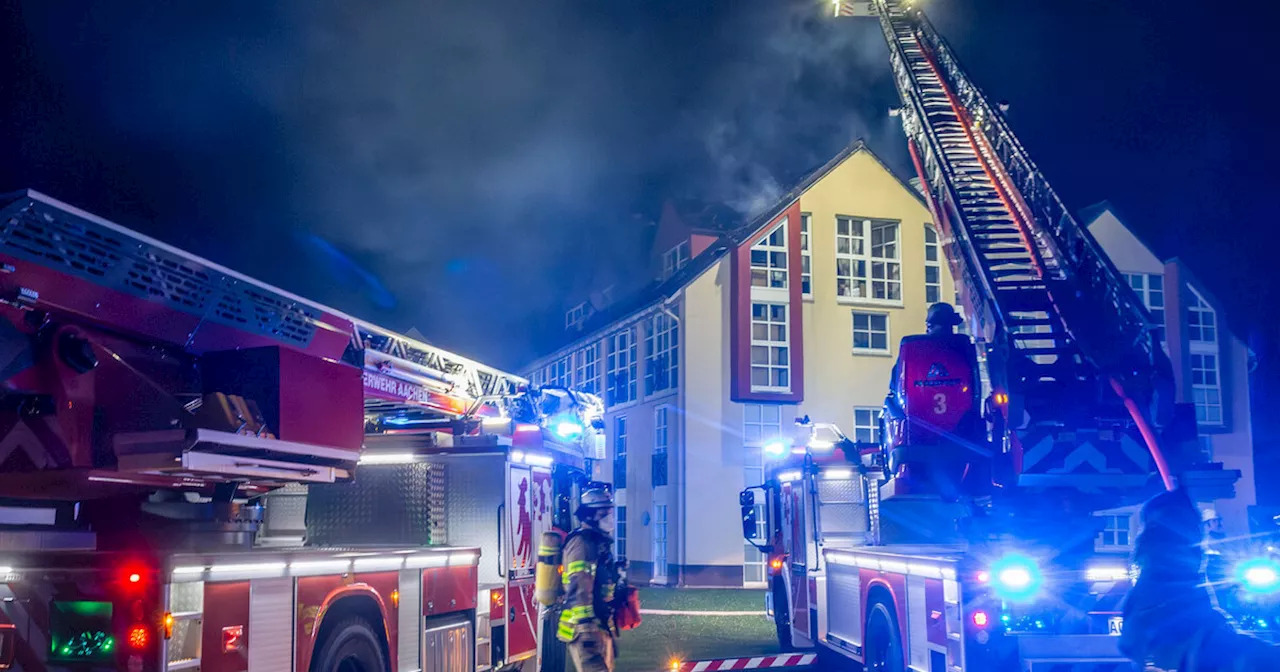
[384,416,416,426]
[554,421,584,440]
[763,439,789,458]
[1236,557,1280,595]
[988,553,1043,602]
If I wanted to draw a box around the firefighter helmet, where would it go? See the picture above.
[579,488,615,511]
[1201,507,1222,524]
[926,302,964,328]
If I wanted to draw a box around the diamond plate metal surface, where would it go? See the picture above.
[306,463,443,546]
[436,455,506,586]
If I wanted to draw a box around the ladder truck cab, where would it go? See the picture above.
[0,190,606,672]
[735,0,1280,669]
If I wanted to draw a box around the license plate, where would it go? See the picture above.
[1108,616,1123,636]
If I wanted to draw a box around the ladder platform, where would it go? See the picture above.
[113,428,358,484]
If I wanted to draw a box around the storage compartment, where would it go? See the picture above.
[423,614,473,672]
[306,462,447,546]
[200,346,363,452]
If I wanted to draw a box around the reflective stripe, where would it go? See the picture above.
[566,560,595,575]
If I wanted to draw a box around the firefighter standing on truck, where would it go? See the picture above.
[558,488,621,672]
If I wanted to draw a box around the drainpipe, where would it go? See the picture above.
[659,292,685,585]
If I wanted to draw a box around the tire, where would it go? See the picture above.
[311,617,388,672]
[771,581,793,651]
[863,600,904,672]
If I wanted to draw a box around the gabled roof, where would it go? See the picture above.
[1079,199,1168,263]
[527,140,921,365]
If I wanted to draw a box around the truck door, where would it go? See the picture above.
[506,462,553,667]
[780,479,812,644]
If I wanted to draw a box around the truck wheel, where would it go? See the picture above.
[863,601,903,672]
[311,617,387,672]
[771,582,793,651]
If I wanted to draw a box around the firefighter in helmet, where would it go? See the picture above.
[1120,488,1278,670]
[925,302,964,336]
[558,488,620,672]
[1200,508,1235,611]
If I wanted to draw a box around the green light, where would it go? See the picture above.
[50,601,115,662]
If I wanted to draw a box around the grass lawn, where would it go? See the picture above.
[613,589,780,672]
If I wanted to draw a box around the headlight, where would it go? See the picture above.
[988,553,1042,602]
[1237,558,1280,595]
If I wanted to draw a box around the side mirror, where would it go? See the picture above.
[740,490,759,540]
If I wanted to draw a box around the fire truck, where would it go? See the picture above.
[735,1,1280,671]
[0,189,606,672]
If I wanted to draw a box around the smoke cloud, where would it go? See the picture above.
[2,0,904,367]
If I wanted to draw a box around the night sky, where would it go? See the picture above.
[2,0,1274,373]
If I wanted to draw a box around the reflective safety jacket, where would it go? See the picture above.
[556,526,617,643]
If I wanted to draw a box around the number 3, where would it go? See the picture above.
[933,393,947,415]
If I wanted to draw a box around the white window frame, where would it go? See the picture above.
[653,504,670,582]
[836,217,901,304]
[613,415,628,488]
[851,311,891,354]
[606,328,638,407]
[1190,352,1224,427]
[565,302,587,330]
[663,240,691,279]
[574,343,600,395]
[547,356,571,388]
[1186,287,1223,427]
[924,224,942,305]
[1187,287,1218,345]
[616,505,628,559]
[1096,513,1134,551]
[653,406,670,487]
[853,407,882,444]
[743,404,782,587]
[800,213,813,299]
[750,302,790,392]
[644,311,679,396]
[750,219,789,290]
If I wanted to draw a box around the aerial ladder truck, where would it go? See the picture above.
[735,1,1280,671]
[0,190,607,672]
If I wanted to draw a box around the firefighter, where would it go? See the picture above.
[1200,508,1235,611]
[1119,488,1279,670]
[558,488,621,672]
[924,302,963,336]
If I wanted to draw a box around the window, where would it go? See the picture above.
[644,311,679,395]
[653,505,669,581]
[852,312,889,352]
[546,356,571,388]
[836,217,900,302]
[743,404,782,585]
[606,328,637,406]
[1187,288,1217,345]
[924,225,942,304]
[1191,353,1223,425]
[853,407,881,443]
[613,416,628,487]
[800,214,812,297]
[616,505,627,559]
[1097,514,1132,548]
[652,407,669,487]
[1187,287,1222,427]
[565,302,587,330]
[1123,273,1166,344]
[574,344,600,395]
[750,219,788,289]
[750,303,790,390]
[663,241,690,279]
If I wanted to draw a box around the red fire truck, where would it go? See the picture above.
[733,1,1279,671]
[0,189,606,672]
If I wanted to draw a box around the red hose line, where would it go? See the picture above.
[1108,377,1175,491]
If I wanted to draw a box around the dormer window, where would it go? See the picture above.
[565,302,588,330]
[663,241,690,280]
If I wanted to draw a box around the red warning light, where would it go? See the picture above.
[972,611,989,628]
[129,573,141,584]
[127,625,150,649]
